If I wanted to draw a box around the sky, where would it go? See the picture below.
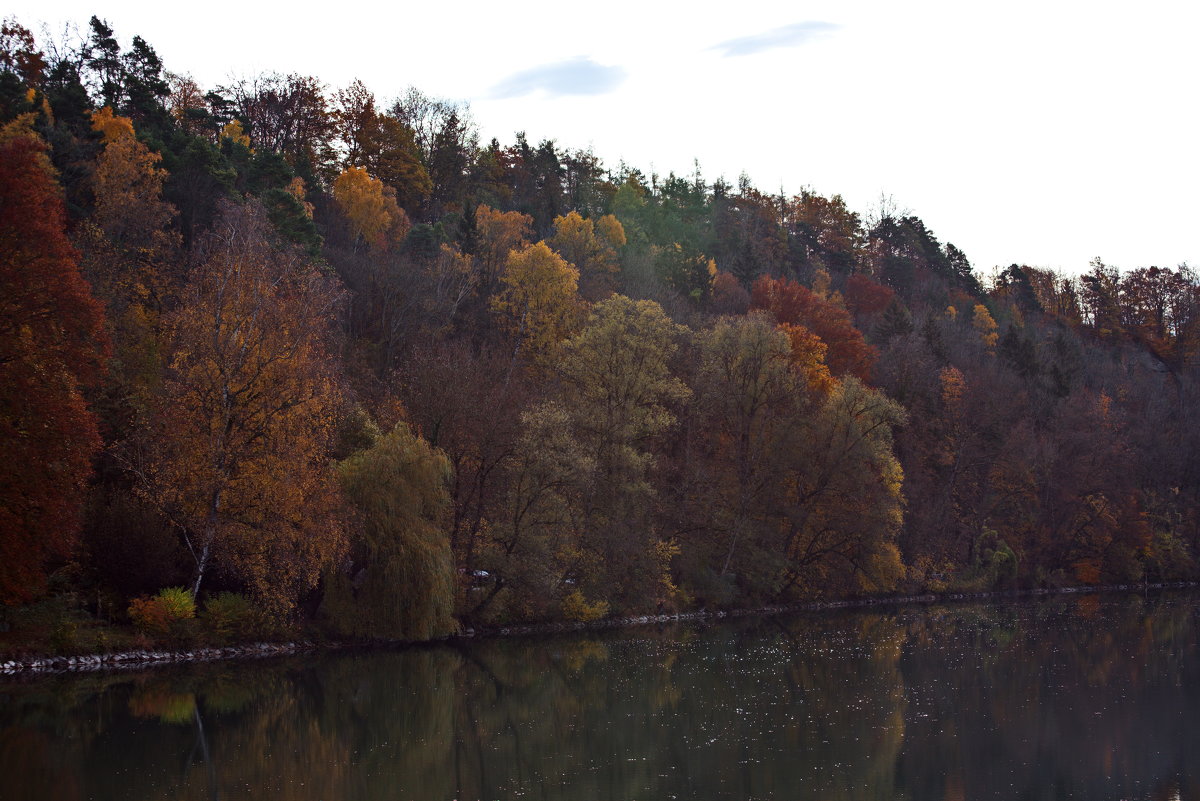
[10,0,1199,276]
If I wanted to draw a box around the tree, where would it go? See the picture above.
[0,19,45,121]
[132,203,346,612]
[775,378,907,597]
[0,123,108,603]
[331,165,411,255]
[333,80,430,211]
[555,295,691,610]
[655,242,716,300]
[0,19,46,88]
[786,190,862,275]
[474,204,533,297]
[369,115,431,211]
[220,73,336,179]
[689,314,809,597]
[390,88,476,217]
[548,210,625,300]
[333,166,392,247]
[121,35,171,129]
[751,274,876,381]
[491,241,582,363]
[82,16,122,109]
[1119,265,1198,373]
[971,304,998,352]
[90,107,179,252]
[1079,258,1123,339]
[477,400,596,621]
[322,422,456,640]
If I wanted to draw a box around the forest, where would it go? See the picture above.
[2,16,1198,648]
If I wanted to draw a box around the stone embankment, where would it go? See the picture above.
[1,641,319,675]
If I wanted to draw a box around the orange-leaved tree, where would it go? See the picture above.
[0,120,109,604]
[90,107,178,253]
[132,202,346,613]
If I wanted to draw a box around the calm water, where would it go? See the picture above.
[2,593,1198,800]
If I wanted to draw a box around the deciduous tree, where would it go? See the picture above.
[751,274,876,381]
[491,241,582,363]
[0,124,108,603]
[323,422,456,640]
[133,203,346,613]
[555,295,691,610]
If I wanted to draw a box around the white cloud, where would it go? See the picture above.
[711,21,841,58]
[488,57,627,100]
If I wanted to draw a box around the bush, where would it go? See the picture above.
[157,587,196,619]
[561,589,609,623]
[201,592,255,639]
[128,587,195,634]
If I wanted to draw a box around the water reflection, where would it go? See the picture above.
[2,593,1198,800]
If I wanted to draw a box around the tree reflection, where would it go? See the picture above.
[1,594,1199,800]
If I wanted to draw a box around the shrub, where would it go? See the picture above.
[561,589,609,623]
[128,587,195,634]
[201,592,255,639]
[128,596,171,634]
[157,587,196,619]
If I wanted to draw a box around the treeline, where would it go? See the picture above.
[2,16,1198,642]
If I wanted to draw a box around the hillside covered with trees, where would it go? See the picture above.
[2,16,1198,648]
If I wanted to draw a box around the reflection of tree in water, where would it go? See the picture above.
[895,595,1200,801]
[2,594,1200,800]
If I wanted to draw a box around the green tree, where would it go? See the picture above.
[776,378,907,597]
[556,295,691,610]
[323,422,456,640]
[688,314,811,598]
[474,401,596,622]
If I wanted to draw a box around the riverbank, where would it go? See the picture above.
[2,581,1194,676]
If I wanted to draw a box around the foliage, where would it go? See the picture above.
[491,241,582,361]
[128,587,194,634]
[322,422,456,641]
[333,165,409,249]
[555,295,691,610]
[133,202,347,614]
[0,122,109,604]
[2,17,1199,641]
[560,589,609,622]
[751,274,876,380]
[201,591,256,639]
[90,107,178,252]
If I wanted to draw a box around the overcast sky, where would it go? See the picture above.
[10,0,1198,275]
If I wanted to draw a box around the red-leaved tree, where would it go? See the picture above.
[0,125,109,603]
[750,274,876,381]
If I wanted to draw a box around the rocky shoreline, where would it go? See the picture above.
[3,581,1193,676]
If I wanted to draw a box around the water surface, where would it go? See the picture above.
[2,593,1198,800]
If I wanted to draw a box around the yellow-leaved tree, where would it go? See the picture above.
[491,241,582,363]
[548,210,625,299]
[475,204,533,296]
[972,303,999,352]
[333,166,408,250]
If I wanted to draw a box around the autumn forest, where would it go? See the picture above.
[2,17,1198,649]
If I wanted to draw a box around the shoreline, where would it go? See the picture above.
[3,581,1194,676]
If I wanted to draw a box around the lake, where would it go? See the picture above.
[2,592,1198,800]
